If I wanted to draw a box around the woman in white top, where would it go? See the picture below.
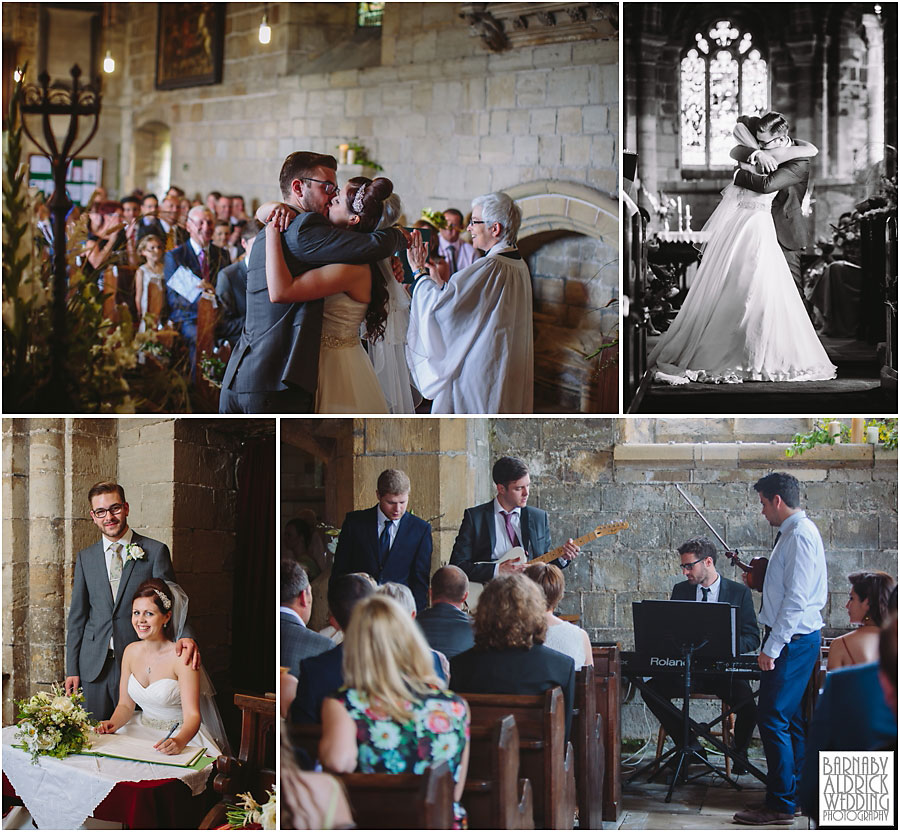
[524,562,593,669]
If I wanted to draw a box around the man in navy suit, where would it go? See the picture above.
[449,456,579,588]
[329,469,432,611]
[642,536,760,764]
[290,574,374,725]
[164,205,231,379]
[416,565,474,659]
[280,559,332,678]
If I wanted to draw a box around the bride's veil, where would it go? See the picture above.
[166,582,232,756]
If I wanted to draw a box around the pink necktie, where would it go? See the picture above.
[198,248,209,281]
[500,511,520,547]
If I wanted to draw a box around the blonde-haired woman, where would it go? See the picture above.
[524,562,593,669]
[449,573,575,739]
[319,595,470,827]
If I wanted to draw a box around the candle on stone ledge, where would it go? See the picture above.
[867,426,880,445]
[827,420,842,441]
[677,197,683,232]
[338,144,349,164]
[685,204,692,231]
[850,417,865,443]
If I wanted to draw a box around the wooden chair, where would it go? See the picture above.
[338,762,455,829]
[649,693,735,776]
[199,693,276,829]
[101,267,119,322]
[463,688,576,829]
[572,665,604,829]
[464,715,534,829]
[592,644,622,822]
[145,279,166,326]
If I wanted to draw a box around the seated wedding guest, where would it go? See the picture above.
[281,722,354,829]
[438,208,476,273]
[827,571,896,670]
[376,582,449,683]
[156,195,189,248]
[524,562,593,669]
[406,191,534,413]
[280,560,333,680]
[134,234,166,327]
[85,186,108,211]
[416,565,475,659]
[450,573,575,740]
[215,193,232,224]
[82,201,125,282]
[319,594,470,827]
[165,185,185,201]
[118,196,142,266]
[798,611,898,817]
[290,574,374,724]
[212,219,239,262]
[164,205,231,377]
[230,194,249,224]
[206,190,222,214]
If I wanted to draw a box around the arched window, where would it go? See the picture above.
[680,20,769,168]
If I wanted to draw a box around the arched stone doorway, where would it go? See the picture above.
[132,120,172,198]
[507,181,619,412]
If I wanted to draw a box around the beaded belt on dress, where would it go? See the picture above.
[141,714,179,730]
[321,334,359,349]
[735,200,772,212]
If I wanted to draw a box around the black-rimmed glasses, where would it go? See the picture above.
[301,177,338,195]
[680,558,705,571]
[92,504,125,518]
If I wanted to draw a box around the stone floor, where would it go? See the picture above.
[610,745,812,830]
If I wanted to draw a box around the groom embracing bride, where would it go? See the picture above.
[649,110,836,386]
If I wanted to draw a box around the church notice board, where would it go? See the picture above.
[29,155,102,206]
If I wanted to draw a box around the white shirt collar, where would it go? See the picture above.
[103,527,133,550]
[280,605,305,627]
[493,497,520,517]
[189,237,206,257]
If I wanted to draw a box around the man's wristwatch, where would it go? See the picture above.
[412,268,427,280]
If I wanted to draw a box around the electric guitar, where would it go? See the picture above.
[466,520,629,609]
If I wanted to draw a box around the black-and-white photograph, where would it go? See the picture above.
[623,3,898,414]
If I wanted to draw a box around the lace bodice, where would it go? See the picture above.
[128,674,182,731]
[321,293,367,348]
[729,183,777,211]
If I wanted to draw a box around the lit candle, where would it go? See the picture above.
[685,205,692,230]
[850,418,865,444]
[827,420,841,441]
[867,426,880,445]
[338,144,349,164]
[346,148,356,165]
[677,197,683,232]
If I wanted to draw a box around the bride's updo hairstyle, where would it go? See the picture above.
[133,578,175,640]
[346,176,393,342]
[346,177,394,233]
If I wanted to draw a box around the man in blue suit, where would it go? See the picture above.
[329,469,432,611]
[449,456,579,588]
[164,205,231,379]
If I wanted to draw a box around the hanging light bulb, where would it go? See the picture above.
[258,13,271,44]
[13,67,23,82]
[103,50,115,73]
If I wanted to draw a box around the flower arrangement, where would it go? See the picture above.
[14,684,94,763]
[200,353,227,388]
[226,788,277,830]
[337,141,384,172]
[785,418,897,457]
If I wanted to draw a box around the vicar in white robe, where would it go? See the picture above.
[405,191,534,414]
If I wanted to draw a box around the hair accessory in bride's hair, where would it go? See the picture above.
[153,588,172,610]
[352,183,367,215]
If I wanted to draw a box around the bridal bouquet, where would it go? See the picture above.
[226,787,277,830]
[14,684,94,763]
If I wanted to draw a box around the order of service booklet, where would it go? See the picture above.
[80,731,208,768]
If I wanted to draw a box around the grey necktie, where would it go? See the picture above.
[447,245,457,274]
[700,586,710,602]
[109,543,123,600]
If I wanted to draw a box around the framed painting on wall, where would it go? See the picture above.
[155,3,224,90]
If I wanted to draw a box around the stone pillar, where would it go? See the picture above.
[27,420,67,694]
[861,13,885,171]
[636,40,664,203]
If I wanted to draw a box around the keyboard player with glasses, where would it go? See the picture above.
[642,537,760,770]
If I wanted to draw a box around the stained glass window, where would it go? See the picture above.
[680,20,769,167]
[357,2,384,28]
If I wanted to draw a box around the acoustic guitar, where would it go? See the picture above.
[466,520,629,609]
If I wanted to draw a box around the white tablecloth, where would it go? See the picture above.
[655,230,711,243]
[2,724,212,830]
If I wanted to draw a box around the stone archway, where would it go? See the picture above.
[508,181,619,412]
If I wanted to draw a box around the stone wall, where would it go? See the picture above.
[4,2,616,216]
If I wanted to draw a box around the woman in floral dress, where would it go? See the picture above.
[319,594,470,826]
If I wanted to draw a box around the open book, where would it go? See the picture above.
[81,731,208,768]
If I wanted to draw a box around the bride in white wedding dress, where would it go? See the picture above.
[95,579,226,757]
[649,121,837,385]
[265,177,396,413]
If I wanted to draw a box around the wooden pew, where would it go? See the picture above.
[194,293,220,411]
[573,664,604,829]
[464,715,534,829]
[199,693,276,829]
[289,716,534,829]
[592,644,622,822]
[338,762,454,829]
[463,688,576,829]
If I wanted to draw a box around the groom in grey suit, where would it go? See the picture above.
[219,150,409,414]
[64,481,199,720]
